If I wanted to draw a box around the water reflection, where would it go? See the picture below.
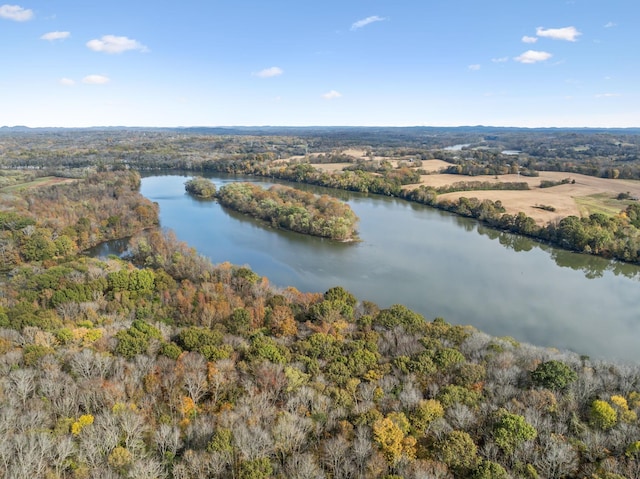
[218,204,357,251]
[476,225,640,281]
[83,237,130,259]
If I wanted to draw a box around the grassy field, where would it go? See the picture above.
[0,175,76,193]
[574,193,636,217]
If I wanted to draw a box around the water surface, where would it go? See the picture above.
[138,174,640,361]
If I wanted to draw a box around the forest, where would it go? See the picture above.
[200,180,359,241]
[1,155,640,477]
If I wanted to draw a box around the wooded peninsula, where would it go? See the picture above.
[186,178,359,241]
[1,127,640,479]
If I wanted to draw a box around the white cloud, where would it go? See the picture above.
[468,64,481,71]
[0,4,33,21]
[351,15,386,31]
[86,35,148,54]
[491,57,509,63]
[59,78,75,86]
[604,22,616,28]
[595,93,621,98]
[82,74,110,85]
[536,26,581,41]
[522,35,538,44]
[322,90,342,100]
[514,50,552,64]
[41,31,70,41]
[254,66,283,78]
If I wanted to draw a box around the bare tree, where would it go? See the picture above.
[69,348,113,380]
[208,358,237,407]
[8,431,53,479]
[534,434,579,479]
[286,452,326,479]
[154,423,183,459]
[184,415,215,451]
[352,426,373,479]
[399,376,423,410]
[56,301,82,321]
[446,403,476,430]
[407,459,454,479]
[52,435,75,479]
[129,457,167,479]
[233,422,274,461]
[322,435,355,479]
[118,408,148,453]
[180,352,208,404]
[9,368,37,407]
[15,408,51,435]
[44,374,80,418]
[272,411,311,466]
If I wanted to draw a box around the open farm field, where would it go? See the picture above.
[414,171,640,224]
[311,158,451,173]
[285,151,640,225]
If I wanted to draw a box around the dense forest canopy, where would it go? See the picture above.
[0,171,640,478]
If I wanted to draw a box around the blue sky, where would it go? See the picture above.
[1,0,637,128]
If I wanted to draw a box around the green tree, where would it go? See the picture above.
[472,459,509,479]
[435,430,478,473]
[374,304,426,332]
[228,307,252,336]
[54,235,75,256]
[248,333,290,364]
[437,384,481,408]
[239,457,273,479]
[531,360,578,390]
[160,342,182,360]
[434,347,465,369]
[115,320,162,359]
[21,229,57,261]
[493,411,537,454]
[324,286,357,307]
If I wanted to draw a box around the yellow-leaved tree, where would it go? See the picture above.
[373,413,416,464]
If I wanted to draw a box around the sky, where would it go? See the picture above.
[0,0,637,128]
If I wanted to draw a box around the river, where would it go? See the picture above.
[129,174,640,362]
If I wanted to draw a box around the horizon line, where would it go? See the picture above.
[2,124,640,130]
